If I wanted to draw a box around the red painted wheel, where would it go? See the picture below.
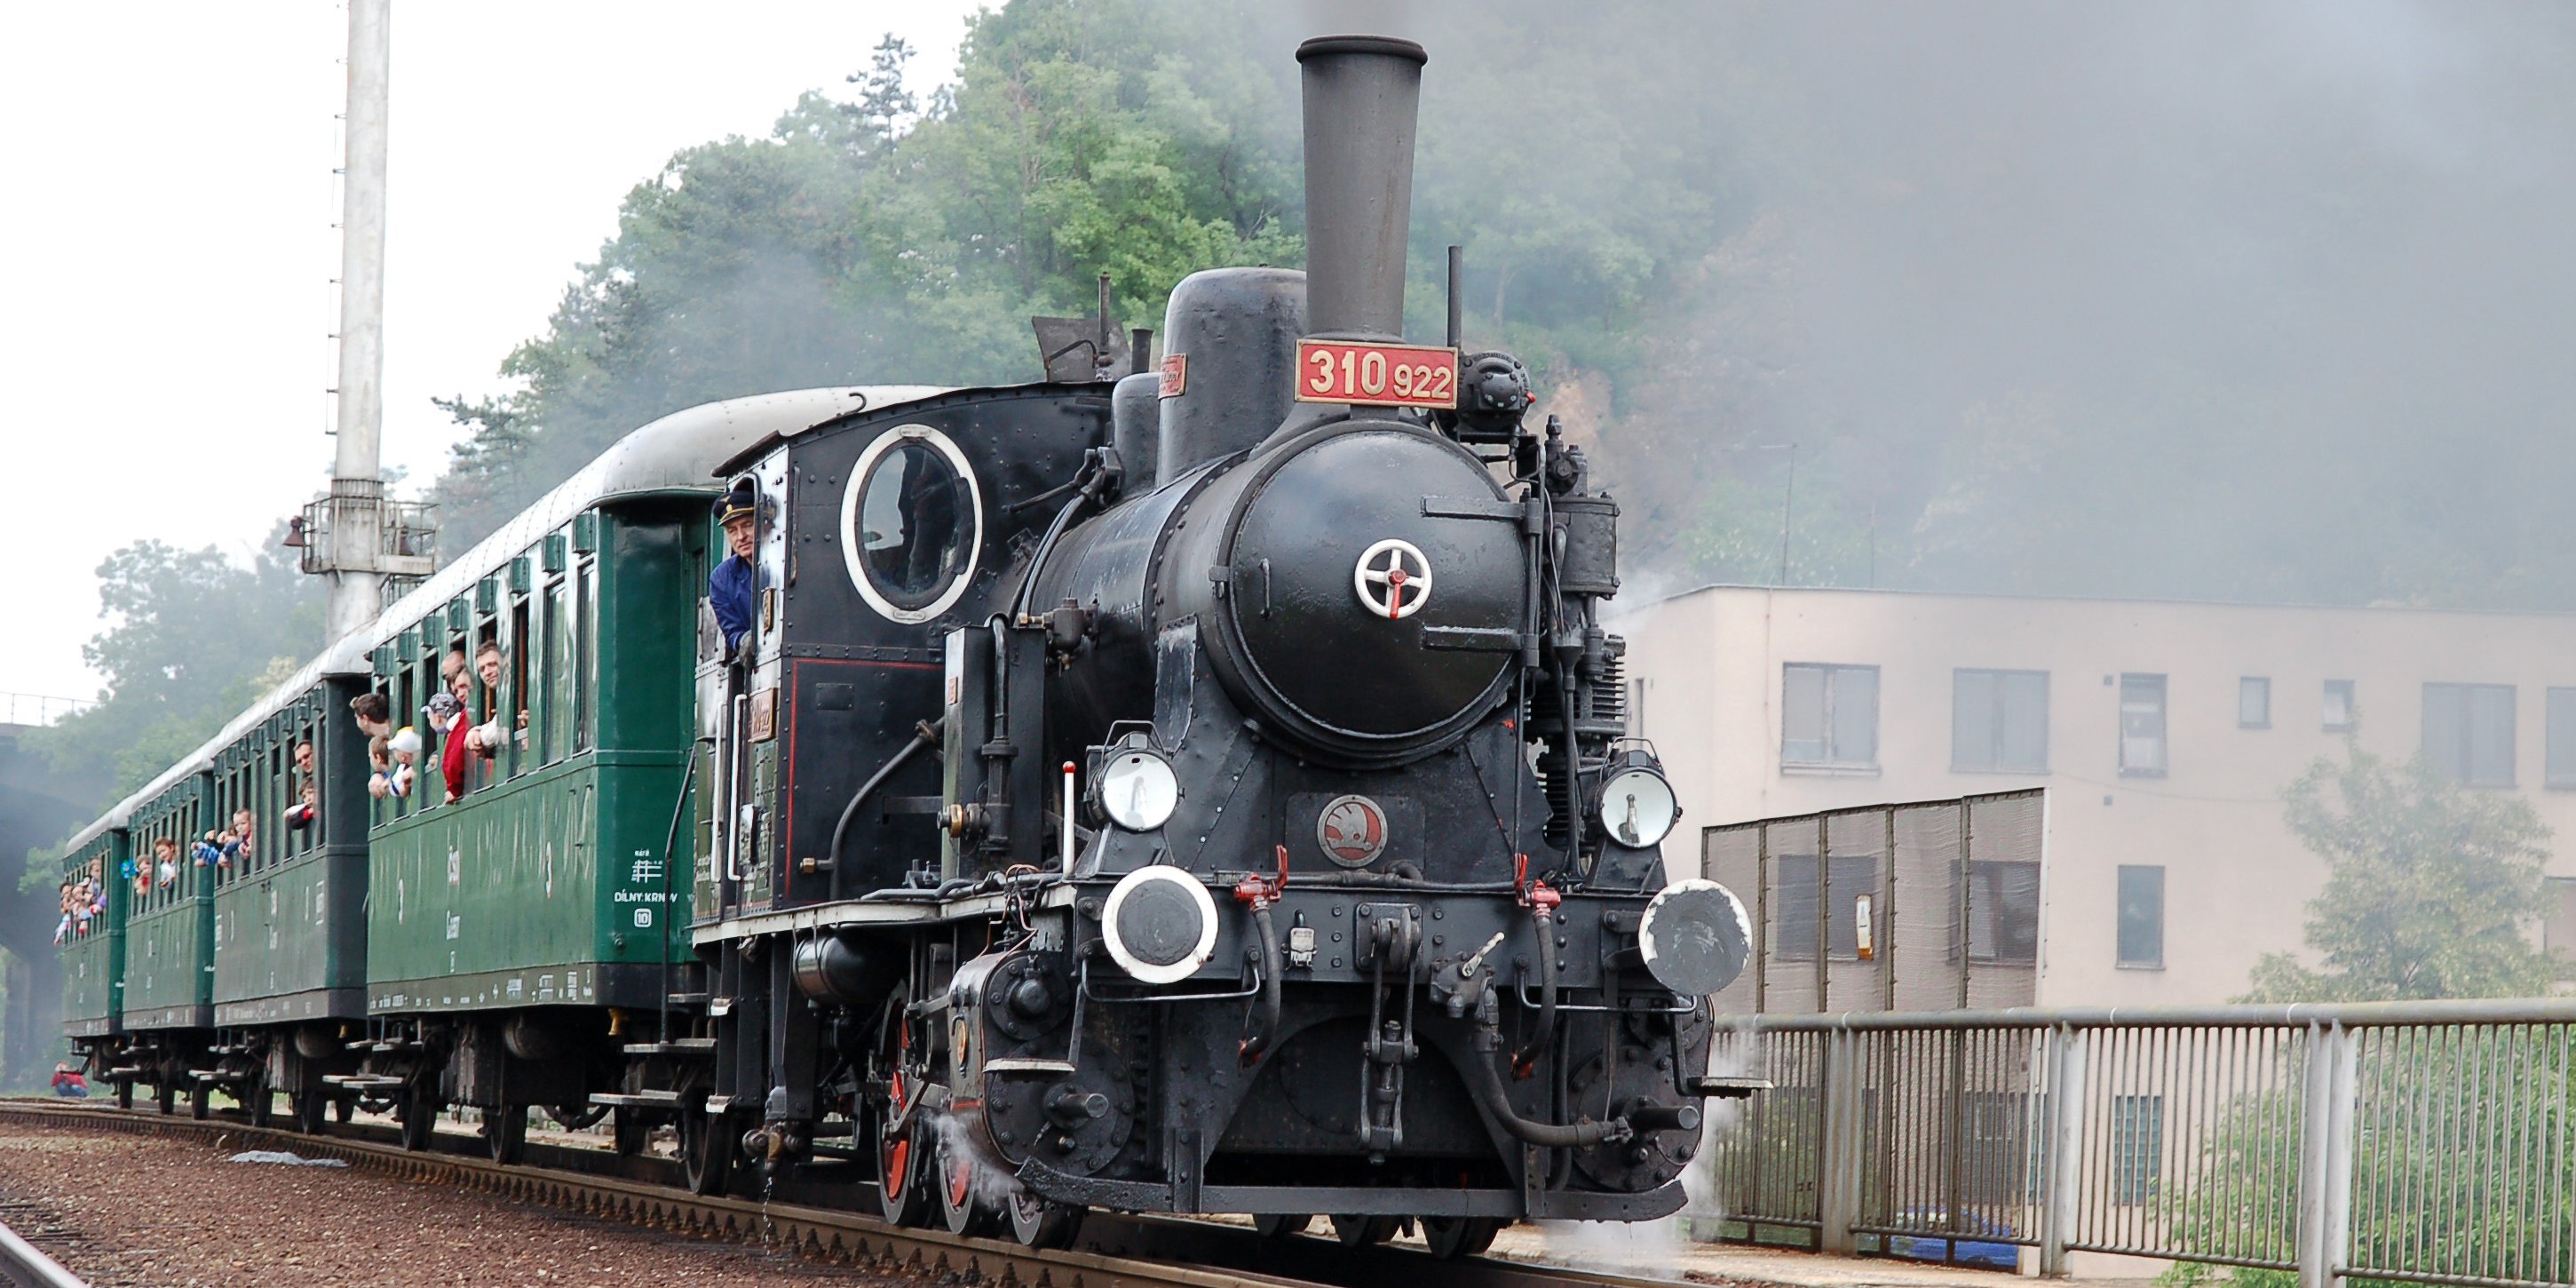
[871,985,930,1227]
[936,1130,997,1236]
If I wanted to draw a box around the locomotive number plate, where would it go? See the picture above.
[1295,339,1459,409]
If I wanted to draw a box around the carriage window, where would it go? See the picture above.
[575,559,595,753]
[844,428,981,623]
[543,580,571,765]
[509,600,532,778]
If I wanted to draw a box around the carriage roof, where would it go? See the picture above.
[59,386,949,853]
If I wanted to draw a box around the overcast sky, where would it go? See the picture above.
[0,2,983,709]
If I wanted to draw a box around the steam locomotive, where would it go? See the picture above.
[59,33,1751,1258]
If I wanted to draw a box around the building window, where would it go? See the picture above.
[2119,674,2168,776]
[1782,664,1878,770]
[2548,878,2576,982]
[1961,1091,2035,1205]
[2239,677,2271,729]
[1773,853,1879,960]
[1966,859,2041,963]
[1627,677,1647,739]
[2422,682,2515,786]
[2117,864,2164,969]
[2548,689,2576,789]
[2322,679,2355,732]
[1954,670,2049,773]
[2111,1094,2164,1205]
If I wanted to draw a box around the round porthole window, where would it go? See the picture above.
[841,425,983,624]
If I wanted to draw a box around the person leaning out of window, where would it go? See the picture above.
[709,481,758,660]
[464,640,526,759]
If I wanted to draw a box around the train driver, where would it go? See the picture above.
[709,481,758,659]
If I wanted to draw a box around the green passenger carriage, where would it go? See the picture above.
[120,766,214,1038]
[209,640,376,1030]
[112,759,217,1112]
[59,817,129,1042]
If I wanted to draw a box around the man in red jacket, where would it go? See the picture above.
[432,647,472,802]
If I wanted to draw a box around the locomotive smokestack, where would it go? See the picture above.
[1296,36,1426,341]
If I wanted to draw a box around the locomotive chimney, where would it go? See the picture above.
[1296,36,1426,341]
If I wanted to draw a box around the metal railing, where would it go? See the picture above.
[1703,1000,2576,1288]
[0,691,94,727]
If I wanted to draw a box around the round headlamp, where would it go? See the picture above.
[1097,744,1179,832]
[1597,762,1679,849]
[1639,878,1752,997]
[1099,866,1218,985]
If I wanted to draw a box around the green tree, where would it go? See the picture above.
[28,536,320,817]
[2244,741,2557,1004]
[2160,741,2567,1288]
[430,9,1303,551]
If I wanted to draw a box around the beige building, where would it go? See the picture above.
[1613,584,2576,1008]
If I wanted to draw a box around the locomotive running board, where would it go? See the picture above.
[690,883,1074,947]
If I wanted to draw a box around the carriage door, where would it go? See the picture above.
[694,549,740,922]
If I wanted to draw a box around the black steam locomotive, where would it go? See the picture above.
[663,35,1756,1254]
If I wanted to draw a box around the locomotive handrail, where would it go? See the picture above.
[1076,954,1262,1006]
[1511,982,1697,1016]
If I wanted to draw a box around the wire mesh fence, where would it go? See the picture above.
[1700,1001,2576,1288]
[1700,791,2045,1020]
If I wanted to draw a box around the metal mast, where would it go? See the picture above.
[325,0,392,640]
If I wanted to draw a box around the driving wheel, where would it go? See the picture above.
[870,985,931,1226]
[1006,1188,1084,1250]
[936,1131,997,1236]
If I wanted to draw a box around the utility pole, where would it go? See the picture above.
[301,1,429,632]
[1775,441,1797,586]
[324,0,392,640]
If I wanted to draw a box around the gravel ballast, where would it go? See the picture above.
[0,1119,912,1287]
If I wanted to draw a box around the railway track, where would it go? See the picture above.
[0,1212,84,1288]
[0,1100,1700,1288]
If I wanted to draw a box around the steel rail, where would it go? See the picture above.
[0,1100,1701,1288]
[0,1216,85,1288]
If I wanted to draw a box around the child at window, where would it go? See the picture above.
[285,783,319,831]
[376,727,419,799]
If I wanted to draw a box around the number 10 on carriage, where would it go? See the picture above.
[1296,338,1459,409]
